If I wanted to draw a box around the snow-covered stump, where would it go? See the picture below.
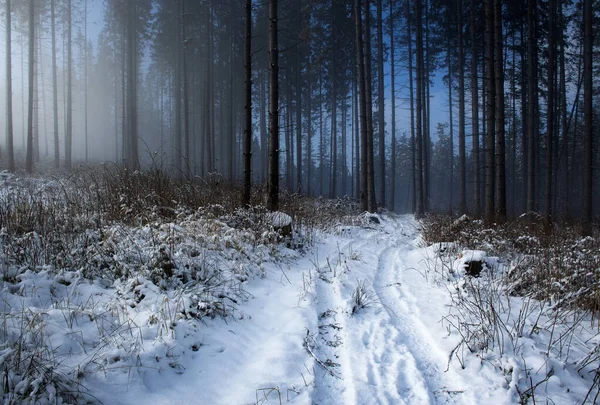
[266,211,292,238]
[457,250,488,278]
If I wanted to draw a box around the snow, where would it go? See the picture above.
[1,210,598,404]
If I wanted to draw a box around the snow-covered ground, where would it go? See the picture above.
[2,210,598,404]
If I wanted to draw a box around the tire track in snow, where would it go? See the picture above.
[372,236,476,404]
[310,216,475,404]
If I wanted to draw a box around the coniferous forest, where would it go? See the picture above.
[2,2,600,404]
[1,0,598,227]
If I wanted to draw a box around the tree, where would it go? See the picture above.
[457,0,466,215]
[376,0,385,206]
[389,0,396,210]
[470,0,480,217]
[526,0,537,212]
[25,0,35,173]
[415,0,425,218]
[365,0,377,212]
[546,0,555,221]
[51,0,59,168]
[355,0,368,212]
[267,0,280,211]
[494,0,506,224]
[242,0,252,207]
[5,0,15,172]
[582,0,592,235]
[65,0,73,169]
[484,0,495,224]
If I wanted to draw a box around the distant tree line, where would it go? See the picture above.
[2,0,599,233]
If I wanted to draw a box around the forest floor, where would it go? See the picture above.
[0,171,598,404]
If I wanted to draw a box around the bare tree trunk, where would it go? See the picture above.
[242,0,252,207]
[415,0,425,218]
[458,0,467,215]
[84,0,88,161]
[365,0,377,212]
[51,0,60,168]
[377,0,385,207]
[470,0,480,216]
[545,0,555,221]
[494,0,505,223]
[526,0,536,212]
[5,0,14,172]
[267,0,280,211]
[296,9,303,194]
[582,0,592,235]
[330,3,338,198]
[26,0,35,173]
[307,47,313,196]
[447,41,454,211]
[355,0,368,212]
[408,9,416,213]
[484,0,495,223]
[389,0,396,210]
[126,0,139,169]
[182,0,190,178]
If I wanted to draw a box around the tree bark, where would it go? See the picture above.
[389,0,396,210]
[545,0,555,221]
[582,0,592,235]
[494,0,506,223]
[484,0,495,223]
[182,0,190,178]
[355,0,368,212]
[470,0,480,216]
[458,0,466,215]
[377,0,385,207]
[415,0,425,218]
[526,0,537,212]
[408,8,416,213]
[365,0,377,212]
[267,0,280,211]
[242,0,252,207]
[26,0,35,173]
[5,0,14,172]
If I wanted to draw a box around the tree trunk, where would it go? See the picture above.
[5,0,14,172]
[26,0,35,173]
[355,0,368,212]
[51,0,60,168]
[408,8,416,213]
[182,0,190,177]
[365,0,377,212]
[526,0,536,212]
[377,0,385,207]
[126,1,139,169]
[415,0,425,218]
[447,41,454,211]
[296,9,303,194]
[267,0,280,211]
[331,4,338,198]
[242,0,252,207]
[484,0,495,224]
[458,0,467,215]
[582,0,592,235]
[84,0,88,161]
[389,0,396,210]
[545,0,555,221]
[470,0,480,216]
[494,0,506,224]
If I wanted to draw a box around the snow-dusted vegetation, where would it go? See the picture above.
[0,170,598,404]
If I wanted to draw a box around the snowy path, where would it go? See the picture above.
[89,215,504,404]
[308,215,476,405]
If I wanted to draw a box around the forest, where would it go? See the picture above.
[1,1,600,404]
[1,0,598,227]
